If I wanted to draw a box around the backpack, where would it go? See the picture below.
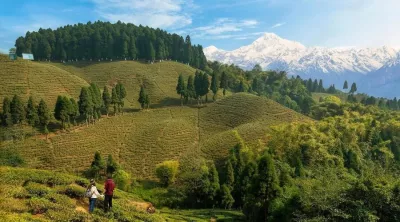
[85,187,93,198]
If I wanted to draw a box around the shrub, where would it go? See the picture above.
[28,197,53,214]
[0,149,24,167]
[155,161,179,187]
[44,193,75,208]
[114,169,131,191]
[60,184,85,198]
[25,182,50,197]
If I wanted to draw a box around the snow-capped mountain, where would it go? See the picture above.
[204,33,400,97]
[359,53,400,98]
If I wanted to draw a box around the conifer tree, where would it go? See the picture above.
[194,71,203,105]
[38,99,51,138]
[220,71,228,96]
[350,82,357,94]
[343,80,348,90]
[11,95,25,124]
[138,85,147,109]
[2,97,12,127]
[306,78,313,91]
[89,151,105,178]
[210,73,219,101]
[221,184,234,209]
[26,96,39,126]
[186,75,196,104]
[207,162,220,204]
[106,154,119,175]
[78,87,93,126]
[176,74,186,106]
[102,86,111,116]
[89,83,102,120]
[201,72,210,102]
[115,83,126,113]
[111,87,119,115]
[54,96,70,129]
[250,154,282,221]
[69,98,79,125]
[318,79,324,92]
[149,42,155,61]
[226,160,235,190]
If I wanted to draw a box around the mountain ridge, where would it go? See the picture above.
[204,33,400,97]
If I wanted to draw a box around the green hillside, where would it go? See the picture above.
[0,167,243,221]
[50,60,197,108]
[0,55,89,110]
[1,94,307,179]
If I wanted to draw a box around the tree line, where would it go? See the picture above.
[14,21,207,70]
[176,71,213,106]
[0,82,128,134]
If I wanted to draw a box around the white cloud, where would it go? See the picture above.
[186,18,259,39]
[197,32,266,40]
[90,0,194,29]
[270,22,286,29]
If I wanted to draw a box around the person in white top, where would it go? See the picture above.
[87,179,104,213]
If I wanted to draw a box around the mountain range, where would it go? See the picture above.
[204,33,400,98]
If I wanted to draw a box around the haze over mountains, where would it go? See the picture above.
[204,33,400,98]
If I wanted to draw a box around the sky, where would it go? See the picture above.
[1,0,400,53]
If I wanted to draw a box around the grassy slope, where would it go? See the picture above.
[0,167,243,221]
[50,60,197,109]
[0,59,309,179]
[0,55,89,109]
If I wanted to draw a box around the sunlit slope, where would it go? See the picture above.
[2,107,199,179]
[51,60,197,108]
[0,55,89,109]
[1,93,309,179]
[199,93,311,161]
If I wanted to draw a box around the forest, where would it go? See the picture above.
[14,21,207,70]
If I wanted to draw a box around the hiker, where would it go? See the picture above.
[86,179,104,213]
[104,175,116,212]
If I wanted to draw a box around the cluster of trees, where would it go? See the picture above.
[154,103,400,221]
[14,21,207,70]
[137,85,150,109]
[53,83,126,128]
[176,71,211,105]
[1,95,51,133]
[343,80,358,94]
[0,83,127,134]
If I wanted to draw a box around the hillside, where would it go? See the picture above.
[1,93,308,179]
[0,167,243,221]
[50,60,197,108]
[0,55,89,109]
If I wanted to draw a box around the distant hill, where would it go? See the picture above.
[1,93,308,179]
[0,55,88,109]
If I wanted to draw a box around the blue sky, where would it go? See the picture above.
[1,0,400,53]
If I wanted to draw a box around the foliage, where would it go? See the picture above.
[114,169,131,191]
[155,160,179,187]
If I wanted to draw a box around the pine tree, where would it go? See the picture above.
[184,35,192,64]
[89,151,105,179]
[69,98,79,125]
[78,87,93,126]
[221,184,234,209]
[145,94,150,109]
[89,83,102,121]
[129,36,137,59]
[226,160,235,190]
[102,86,111,116]
[149,42,155,61]
[54,96,70,129]
[312,79,318,92]
[186,75,196,104]
[11,95,25,124]
[251,154,282,221]
[138,85,147,109]
[220,71,228,96]
[343,80,348,90]
[115,83,126,113]
[111,87,119,115]
[176,74,186,106]
[350,82,357,94]
[106,154,119,175]
[38,99,51,137]
[208,161,220,204]
[201,72,210,103]
[26,96,39,126]
[211,73,219,101]
[194,71,203,105]
[306,78,313,91]
[318,79,324,92]
[2,97,13,127]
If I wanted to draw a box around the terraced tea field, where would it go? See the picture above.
[0,55,89,109]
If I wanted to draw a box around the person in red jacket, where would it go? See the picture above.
[104,175,116,212]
